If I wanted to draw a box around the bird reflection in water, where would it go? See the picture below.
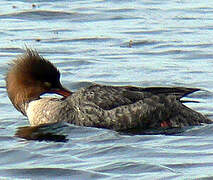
[15,122,69,142]
[15,122,187,142]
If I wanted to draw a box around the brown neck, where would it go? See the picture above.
[7,86,41,115]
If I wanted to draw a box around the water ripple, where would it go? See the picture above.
[1,0,213,179]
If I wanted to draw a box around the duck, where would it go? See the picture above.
[6,49,213,131]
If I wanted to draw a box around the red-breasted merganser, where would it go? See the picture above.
[6,49,212,130]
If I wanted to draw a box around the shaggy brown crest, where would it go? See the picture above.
[6,49,71,114]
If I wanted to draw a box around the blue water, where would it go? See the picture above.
[1,0,213,179]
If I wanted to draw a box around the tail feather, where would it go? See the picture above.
[131,87,200,99]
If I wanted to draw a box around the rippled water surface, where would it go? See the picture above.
[1,0,213,179]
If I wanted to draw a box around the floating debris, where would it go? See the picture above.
[129,40,133,47]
